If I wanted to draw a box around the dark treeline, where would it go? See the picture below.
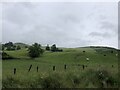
[46,44,63,52]
[2,42,21,51]
[1,42,63,59]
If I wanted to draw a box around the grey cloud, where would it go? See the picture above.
[89,32,112,38]
[2,2,118,48]
[60,14,81,24]
[22,29,91,47]
[99,21,118,36]
[100,21,116,30]
[3,4,34,25]
[99,15,107,20]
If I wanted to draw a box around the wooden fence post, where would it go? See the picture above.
[14,68,16,75]
[53,66,55,71]
[64,64,67,70]
[112,65,114,68]
[82,65,85,70]
[28,65,32,72]
[37,66,38,72]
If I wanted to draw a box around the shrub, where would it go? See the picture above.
[6,46,16,51]
[2,52,14,60]
[66,72,81,87]
[3,76,21,88]
[38,73,62,88]
[82,69,118,88]
[16,45,21,50]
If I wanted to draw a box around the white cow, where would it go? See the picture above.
[116,54,118,56]
[86,57,89,61]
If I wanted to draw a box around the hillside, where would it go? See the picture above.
[3,46,118,64]
[2,46,119,88]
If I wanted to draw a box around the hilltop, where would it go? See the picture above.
[14,42,29,48]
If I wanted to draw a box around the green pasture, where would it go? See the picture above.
[2,47,119,88]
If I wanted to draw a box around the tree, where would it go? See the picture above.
[6,46,12,51]
[4,42,16,51]
[16,45,21,50]
[28,43,44,58]
[6,46,16,51]
[51,44,63,52]
[4,42,13,47]
[51,44,57,52]
[2,51,14,60]
[46,44,50,51]
[2,44,5,51]
[25,45,28,48]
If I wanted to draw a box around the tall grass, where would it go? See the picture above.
[2,68,118,88]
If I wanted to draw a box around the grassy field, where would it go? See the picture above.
[2,47,119,88]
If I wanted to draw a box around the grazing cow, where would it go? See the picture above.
[83,51,85,53]
[86,58,89,61]
[104,55,106,56]
[111,51,113,53]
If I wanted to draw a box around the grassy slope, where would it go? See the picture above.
[3,47,118,74]
[2,47,118,88]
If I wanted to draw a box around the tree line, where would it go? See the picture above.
[2,42,21,51]
[28,43,63,58]
[46,44,63,52]
[2,42,63,59]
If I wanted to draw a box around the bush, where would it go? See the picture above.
[65,72,81,88]
[82,69,118,88]
[25,45,28,48]
[16,45,21,50]
[2,52,14,60]
[6,46,16,51]
[3,76,21,88]
[37,73,63,88]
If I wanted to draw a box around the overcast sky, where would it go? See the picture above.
[1,2,118,48]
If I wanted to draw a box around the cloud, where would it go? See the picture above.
[2,2,118,48]
[89,32,112,38]
[99,21,117,33]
